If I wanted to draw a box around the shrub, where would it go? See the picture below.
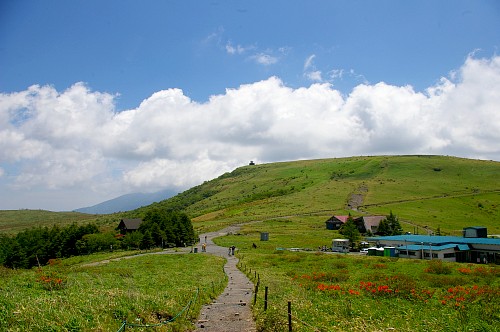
[422,274,466,288]
[457,267,472,274]
[332,261,348,269]
[424,260,452,274]
[36,267,67,291]
[372,263,387,269]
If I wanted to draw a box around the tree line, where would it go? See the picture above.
[124,209,197,250]
[0,223,100,269]
[0,209,196,269]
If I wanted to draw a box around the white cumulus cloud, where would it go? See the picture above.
[1,55,500,210]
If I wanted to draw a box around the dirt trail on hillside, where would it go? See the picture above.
[194,225,256,331]
[347,184,368,211]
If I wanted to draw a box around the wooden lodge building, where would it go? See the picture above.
[117,218,143,234]
[326,215,385,234]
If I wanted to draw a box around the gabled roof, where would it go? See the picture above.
[357,215,385,222]
[356,216,385,229]
[119,218,143,230]
[326,215,349,223]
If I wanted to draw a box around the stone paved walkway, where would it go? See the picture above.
[193,225,257,332]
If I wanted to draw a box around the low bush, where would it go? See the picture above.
[424,260,452,274]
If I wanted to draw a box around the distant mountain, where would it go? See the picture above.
[74,189,178,214]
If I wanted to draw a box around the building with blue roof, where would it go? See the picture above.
[367,227,500,264]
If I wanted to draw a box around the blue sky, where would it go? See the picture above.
[1,1,499,211]
[3,1,498,108]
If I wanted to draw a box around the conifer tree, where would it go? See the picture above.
[339,215,361,249]
[378,211,403,236]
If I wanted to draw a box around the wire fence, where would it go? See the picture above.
[239,261,324,332]
[115,257,228,331]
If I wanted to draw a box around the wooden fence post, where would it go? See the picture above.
[288,301,292,331]
[264,286,268,311]
[254,284,259,305]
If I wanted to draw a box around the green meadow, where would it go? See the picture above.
[184,155,500,235]
[1,155,499,331]
[0,253,226,331]
[0,210,100,234]
[215,219,500,331]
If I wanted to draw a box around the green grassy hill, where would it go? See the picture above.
[135,155,500,236]
[1,155,499,235]
[0,210,98,234]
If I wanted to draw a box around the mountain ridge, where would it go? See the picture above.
[74,189,178,214]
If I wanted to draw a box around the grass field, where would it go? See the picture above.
[2,216,498,331]
[214,219,500,331]
[0,210,125,235]
[0,252,226,331]
[1,155,499,331]
[187,155,500,235]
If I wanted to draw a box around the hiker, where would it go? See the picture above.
[205,235,207,243]
[231,245,236,255]
[202,243,206,252]
[228,247,232,256]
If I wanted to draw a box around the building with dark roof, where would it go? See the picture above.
[117,218,143,234]
[325,216,349,230]
[325,215,386,234]
[355,215,386,234]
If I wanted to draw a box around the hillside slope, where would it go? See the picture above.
[2,155,499,236]
[132,155,500,235]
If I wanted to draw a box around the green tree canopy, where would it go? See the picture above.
[139,208,196,247]
[339,215,361,249]
[378,211,403,236]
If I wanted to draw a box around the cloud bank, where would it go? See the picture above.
[1,55,499,210]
